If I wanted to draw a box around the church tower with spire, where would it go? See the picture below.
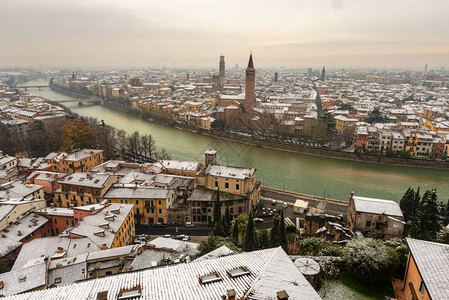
[245,53,255,110]
[321,66,326,81]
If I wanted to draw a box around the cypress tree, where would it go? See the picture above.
[400,187,414,222]
[222,204,231,236]
[232,218,239,242]
[257,229,269,249]
[212,190,222,236]
[269,213,280,247]
[243,212,256,251]
[411,189,441,241]
[278,210,288,250]
[412,187,420,220]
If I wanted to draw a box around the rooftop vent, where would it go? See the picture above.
[276,290,289,300]
[96,291,108,300]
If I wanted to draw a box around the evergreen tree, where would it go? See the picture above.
[412,187,420,220]
[243,212,256,251]
[221,205,231,236]
[257,229,269,250]
[411,189,441,241]
[212,190,222,236]
[400,188,415,222]
[269,214,280,247]
[232,218,239,242]
[278,210,288,250]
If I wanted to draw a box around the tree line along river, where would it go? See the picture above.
[22,79,449,203]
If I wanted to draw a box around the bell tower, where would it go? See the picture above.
[245,53,255,110]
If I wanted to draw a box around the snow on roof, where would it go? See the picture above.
[0,181,43,199]
[130,248,179,271]
[147,237,198,254]
[117,172,154,184]
[64,149,103,162]
[205,165,254,180]
[67,203,133,249]
[58,173,111,188]
[12,236,101,271]
[0,261,47,296]
[352,196,403,217]
[195,245,235,261]
[1,247,320,300]
[406,238,449,300]
[159,160,201,172]
[104,187,170,200]
[0,213,49,257]
[36,207,74,217]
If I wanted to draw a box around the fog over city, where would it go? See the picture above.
[1,0,449,69]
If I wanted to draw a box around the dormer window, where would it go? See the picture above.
[118,287,141,300]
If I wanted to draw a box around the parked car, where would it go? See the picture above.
[164,234,172,238]
[254,218,264,223]
[154,222,167,228]
[167,222,180,226]
[185,222,195,227]
[271,200,277,205]
[283,202,288,209]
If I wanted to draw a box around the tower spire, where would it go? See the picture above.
[247,53,254,69]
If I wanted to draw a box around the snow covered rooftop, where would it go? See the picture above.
[406,238,449,300]
[1,247,321,300]
[104,186,170,200]
[352,196,403,217]
[205,165,254,180]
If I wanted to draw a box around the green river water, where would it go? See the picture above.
[22,79,449,202]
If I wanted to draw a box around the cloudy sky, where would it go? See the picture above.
[1,0,448,69]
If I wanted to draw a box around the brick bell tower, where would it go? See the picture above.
[245,53,255,111]
[219,54,225,86]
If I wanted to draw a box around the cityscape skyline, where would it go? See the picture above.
[2,0,449,69]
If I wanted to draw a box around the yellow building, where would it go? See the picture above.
[394,238,449,300]
[104,187,176,224]
[54,173,117,208]
[334,115,358,134]
[70,202,134,249]
[190,150,261,223]
[44,149,104,174]
[184,101,202,112]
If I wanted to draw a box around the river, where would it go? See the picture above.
[21,79,449,202]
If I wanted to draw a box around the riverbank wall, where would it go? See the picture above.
[51,86,449,171]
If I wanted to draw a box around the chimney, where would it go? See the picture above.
[50,203,55,208]
[276,290,289,300]
[57,247,64,253]
[18,231,22,236]
[227,289,236,300]
[349,191,354,201]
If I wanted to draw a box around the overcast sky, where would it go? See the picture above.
[1,0,448,69]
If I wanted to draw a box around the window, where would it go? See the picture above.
[118,288,141,300]
[215,181,218,187]
[199,272,222,284]
[159,209,162,214]
[227,267,250,278]
[158,200,162,205]
[366,221,371,227]
[236,184,240,190]
[54,277,62,284]
[419,281,425,295]
[225,182,229,189]
[54,218,58,224]
[94,179,100,184]
[18,275,26,283]
[66,219,69,225]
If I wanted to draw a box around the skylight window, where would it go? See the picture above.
[199,272,222,284]
[18,275,26,283]
[118,288,141,300]
[94,179,100,183]
[227,266,250,278]
[67,176,73,180]
[79,178,84,182]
